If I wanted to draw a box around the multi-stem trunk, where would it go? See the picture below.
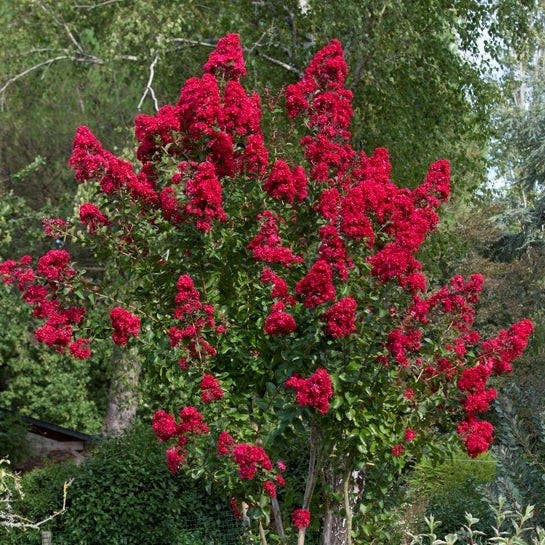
[102,345,141,436]
[320,462,365,545]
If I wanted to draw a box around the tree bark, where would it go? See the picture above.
[320,465,365,545]
[101,345,141,436]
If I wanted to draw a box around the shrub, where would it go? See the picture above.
[55,422,242,545]
[406,447,496,535]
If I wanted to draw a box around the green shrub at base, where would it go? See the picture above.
[1,421,243,545]
[406,447,496,535]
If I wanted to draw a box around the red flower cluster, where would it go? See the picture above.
[168,273,220,366]
[69,338,92,360]
[37,250,75,281]
[79,202,110,233]
[110,306,140,345]
[409,274,484,330]
[295,259,336,308]
[260,267,295,306]
[203,33,247,81]
[248,211,303,266]
[318,225,353,281]
[456,319,533,457]
[152,406,210,474]
[178,405,210,434]
[456,417,494,459]
[286,38,355,190]
[184,161,227,232]
[217,431,235,456]
[323,297,357,338]
[387,328,423,367]
[263,302,297,336]
[285,368,333,414]
[232,443,273,480]
[0,254,89,356]
[152,409,178,442]
[200,374,224,403]
[42,218,67,238]
[291,508,311,530]
[264,160,308,203]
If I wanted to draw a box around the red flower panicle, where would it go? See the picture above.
[184,161,227,232]
[178,406,210,435]
[264,160,308,203]
[323,297,357,338]
[457,417,494,458]
[264,302,297,336]
[285,368,333,414]
[295,259,336,308]
[200,374,224,403]
[110,307,140,345]
[203,33,246,81]
[37,250,75,281]
[291,508,311,530]
[43,218,67,238]
[263,480,277,498]
[69,338,91,360]
[217,431,235,456]
[166,446,186,475]
[247,211,303,266]
[152,410,178,442]
[232,443,273,480]
[79,202,110,233]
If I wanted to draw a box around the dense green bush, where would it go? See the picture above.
[0,413,29,467]
[406,447,496,536]
[0,459,76,545]
[1,422,243,545]
[57,422,243,545]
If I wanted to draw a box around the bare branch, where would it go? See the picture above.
[1,459,72,530]
[137,54,159,112]
[168,36,303,77]
[246,26,273,55]
[3,47,70,60]
[37,1,84,55]
[255,51,302,77]
[0,56,71,98]
[168,37,217,49]
[74,0,125,9]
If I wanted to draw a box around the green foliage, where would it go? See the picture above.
[0,172,107,433]
[0,413,29,467]
[0,279,109,433]
[54,422,243,545]
[489,387,545,528]
[0,458,74,545]
[0,423,244,545]
[1,0,537,212]
[408,498,545,545]
[406,448,496,536]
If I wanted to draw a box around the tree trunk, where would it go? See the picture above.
[320,465,365,545]
[101,345,141,436]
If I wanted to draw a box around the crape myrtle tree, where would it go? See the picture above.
[0,36,533,544]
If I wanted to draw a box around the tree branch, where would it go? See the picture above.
[270,496,285,538]
[37,1,85,55]
[303,426,319,510]
[0,56,71,99]
[137,54,159,112]
[168,37,303,77]
[253,51,302,77]
[74,0,124,9]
